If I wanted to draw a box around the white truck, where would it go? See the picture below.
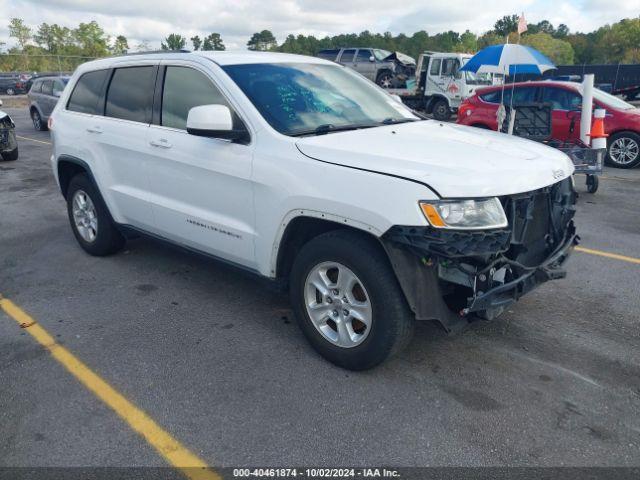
[389,51,494,121]
[50,51,577,370]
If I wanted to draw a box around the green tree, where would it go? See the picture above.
[247,30,277,51]
[9,18,32,49]
[112,35,129,55]
[161,33,186,50]
[74,21,109,57]
[191,35,202,51]
[522,32,574,64]
[494,15,519,39]
[203,33,225,51]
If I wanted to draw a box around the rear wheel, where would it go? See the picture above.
[606,132,640,169]
[290,230,414,370]
[431,98,450,121]
[66,174,125,256]
[31,110,47,131]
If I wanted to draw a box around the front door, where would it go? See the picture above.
[145,63,256,269]
[354,49,376,81]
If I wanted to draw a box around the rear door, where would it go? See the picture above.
[541,86,582,141]
[41,80,55,117]
[144,62,256,267]
[95,63,159,229]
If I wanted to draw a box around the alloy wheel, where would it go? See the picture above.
[609,137,639,166]
[304,261,372,348]
[72,190,98,242]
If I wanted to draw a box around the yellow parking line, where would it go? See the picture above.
[16,135,52,145]
[0,296,220,480]
[575,246,640,265]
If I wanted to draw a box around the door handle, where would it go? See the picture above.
[86,126,102,134]
[149,138,172,149]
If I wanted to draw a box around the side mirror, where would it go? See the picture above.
[186,104,248,142]
[54,90,62,98]
[369,56,375,62]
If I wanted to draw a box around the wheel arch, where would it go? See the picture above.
[56,155,98,199]
[273,212,386,284]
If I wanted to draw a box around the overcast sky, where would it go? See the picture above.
[1,0,639,51]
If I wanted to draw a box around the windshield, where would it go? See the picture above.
[373,49,392,61]
[223,62,418,136]
[461,59,493,85]
[593,88,635,110]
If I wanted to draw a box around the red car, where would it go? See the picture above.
[457,81,640,168]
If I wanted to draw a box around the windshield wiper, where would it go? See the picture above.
[290,123,379,137]
[380,117,420,125]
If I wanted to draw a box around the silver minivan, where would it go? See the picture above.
[28,76,69,131]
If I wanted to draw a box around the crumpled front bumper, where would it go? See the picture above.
[381,177,577,331]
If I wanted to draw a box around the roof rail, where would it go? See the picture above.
[123,49,191,56]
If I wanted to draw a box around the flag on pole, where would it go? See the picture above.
[518,13,528,34]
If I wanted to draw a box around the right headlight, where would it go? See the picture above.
[419,197,508,230]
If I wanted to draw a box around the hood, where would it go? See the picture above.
[295,121,575,198]
[383,51,416,66]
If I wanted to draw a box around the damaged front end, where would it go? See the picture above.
[0,110,18,155]
[382,178,578,333]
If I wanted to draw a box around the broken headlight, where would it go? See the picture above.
[419,197,508,230]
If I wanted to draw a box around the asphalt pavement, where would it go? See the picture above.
[1,108,639,473]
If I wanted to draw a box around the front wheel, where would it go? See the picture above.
[376,72,394,89]
[1,146,18,161]
[431,99,451,121]
[66,174,125,256]
[290,230,414,370]
[586,175,599,193]
[6,87,15,96]
[606,132,640,169]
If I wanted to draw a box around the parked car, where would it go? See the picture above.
[0,99,18,161]
[457,81,640,168]
[317,47,416,87]
[0,76,26,95]
[28,76,70,131]
[49,52,577,370]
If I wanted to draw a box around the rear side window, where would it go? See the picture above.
[30,81,42,94]
[340,49,356,63]
[42,80,53,96]
[161,66,229,130]
[67,69,110,114]
[317,49,339,61]
[105,66,156,123]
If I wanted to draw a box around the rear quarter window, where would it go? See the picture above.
[67,69,110,115]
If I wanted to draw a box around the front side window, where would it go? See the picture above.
[53,80,65,96]
[161,66,229,130]
[105,66,156,123]
[542,87,581,110]
[430,59,441,76]
[356,50,371,62]
[222,62,418,136]
[442,59,460,77]
[67,69,110,114]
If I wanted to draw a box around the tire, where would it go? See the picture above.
[376,71,394,89]
[1,146,18,161]
[431,98,450,121]
[289,229,414,370]
[66,173,125,256]
[606,131,640,169]
[31,109,47,131]
[586,175,599,193]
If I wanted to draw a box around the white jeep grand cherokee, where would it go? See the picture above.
[50,52,578,370]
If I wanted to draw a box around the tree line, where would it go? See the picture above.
[1,14,639,73]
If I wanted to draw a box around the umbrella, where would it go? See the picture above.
[459,44,555,76]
